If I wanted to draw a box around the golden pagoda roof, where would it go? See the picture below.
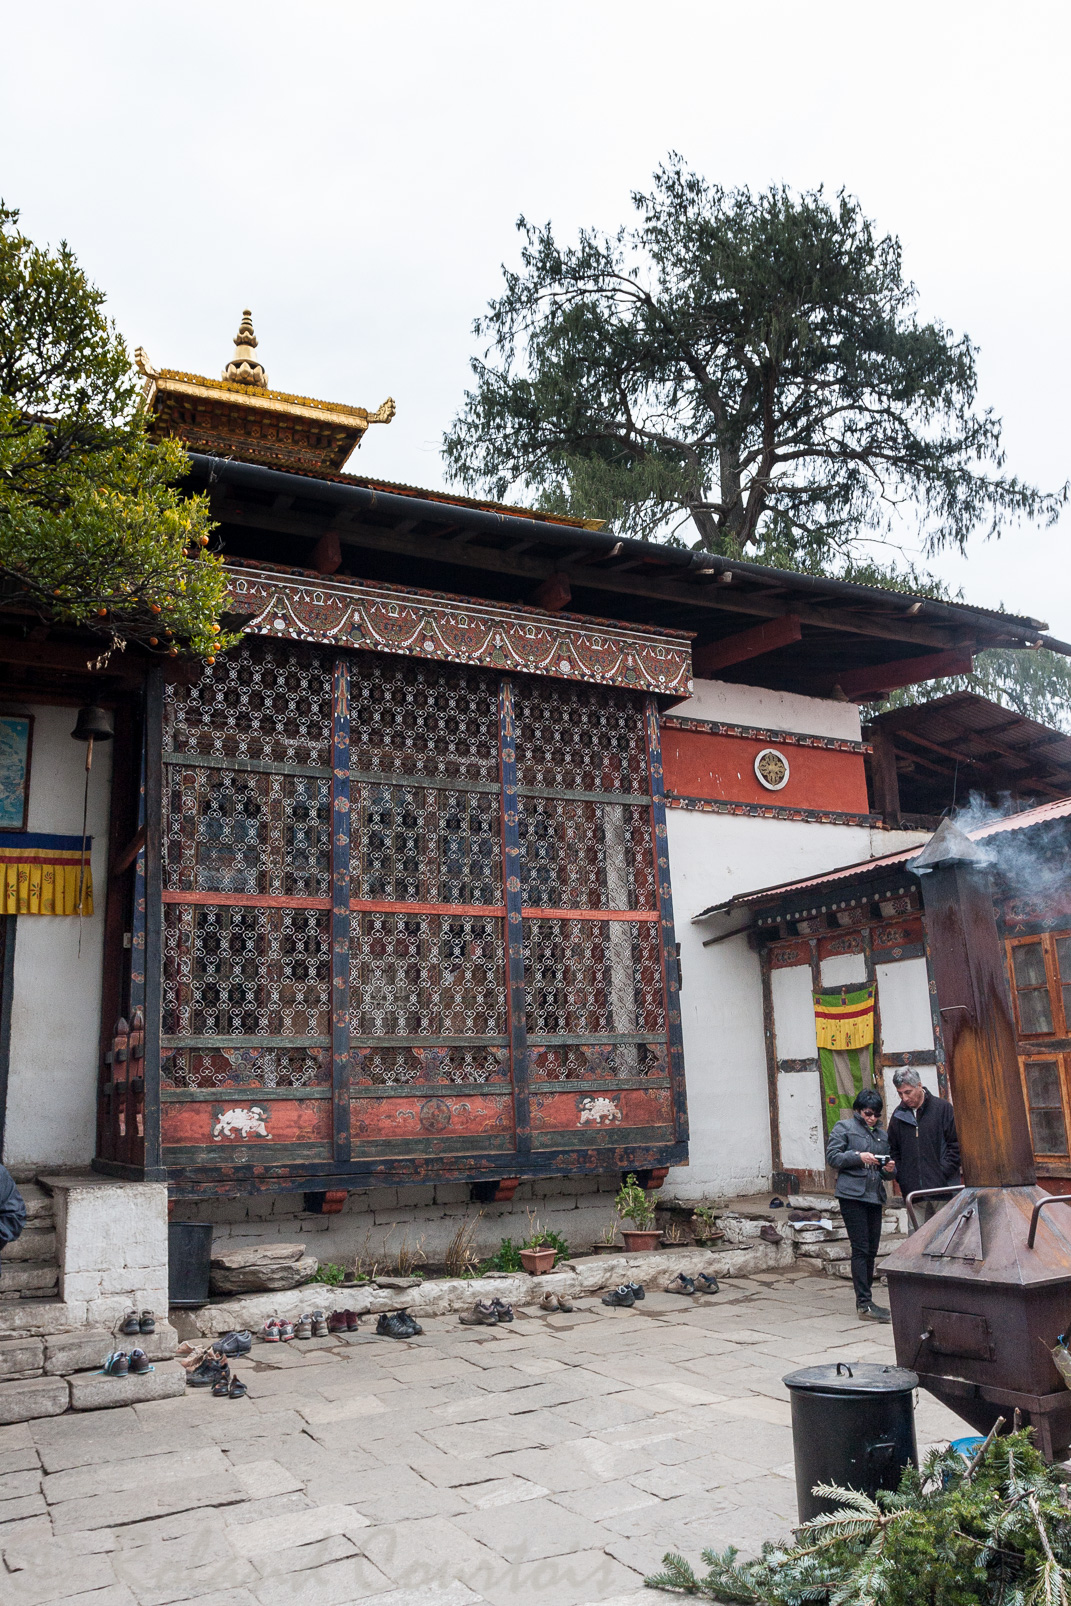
[135,311,394,474]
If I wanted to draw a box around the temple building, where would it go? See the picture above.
[0,313,1067,1313]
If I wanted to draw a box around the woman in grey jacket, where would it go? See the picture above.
[825,1089,895,1323]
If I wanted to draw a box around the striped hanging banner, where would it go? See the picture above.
[814,985,875,1127]
[0,833,94,916]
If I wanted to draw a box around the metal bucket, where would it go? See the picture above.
[783,1360,918,1522]
[167,1221,213,1307]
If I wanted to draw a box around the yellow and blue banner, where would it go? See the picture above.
[0,833,93,916]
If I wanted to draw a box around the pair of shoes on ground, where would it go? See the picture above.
[102,1349,152,1376]
[119,1310,155,1336]
[187,1353,247,1397]
[667,1272,720,1297]
[294,1312,330,1339]
[602,1282,645,1308]
[458,1298,514,1327]
[213,1330,253,1358]
[328,1310,360,1333]
[539,1292,574,1314]
[377,1310,423,1339]
[857,1301,892,1323]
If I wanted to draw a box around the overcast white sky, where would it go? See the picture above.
[3,2,1068,631]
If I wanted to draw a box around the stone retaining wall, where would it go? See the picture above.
[190,1241,796,1336]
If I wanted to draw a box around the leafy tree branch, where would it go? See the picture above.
[0,203,238,661]
[445,161,1066,567]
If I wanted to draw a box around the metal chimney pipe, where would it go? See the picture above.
[909,818,1036,1189]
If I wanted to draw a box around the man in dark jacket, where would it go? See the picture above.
[887,1069,961,1227]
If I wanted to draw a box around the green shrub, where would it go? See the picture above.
[646,1427,1071,1605]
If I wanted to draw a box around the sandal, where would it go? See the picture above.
[211,1371,232,1397]
[228,1374,248,1399]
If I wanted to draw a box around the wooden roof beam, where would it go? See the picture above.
[694,615,802,675]
[213,497,971,652]
[836,647,975,699]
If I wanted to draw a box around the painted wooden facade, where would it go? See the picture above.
[97,593,690,1195]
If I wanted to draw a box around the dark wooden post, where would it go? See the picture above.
[911,818,1035,1188]
[869,726,901,825]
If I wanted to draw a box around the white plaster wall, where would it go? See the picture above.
[667,810,892,1200]
[770,966,819,1059]
[662,676,929,1201]
[821,953,868,987]
[3,704,111,1168]
[875,957,935,1051]
[777,1071,826,1169]
[674,677,864,741]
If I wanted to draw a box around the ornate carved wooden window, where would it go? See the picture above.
[153,640,684,1181]
[1006,933,1071,1169]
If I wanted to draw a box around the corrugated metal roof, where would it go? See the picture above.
[692,794,1071,920]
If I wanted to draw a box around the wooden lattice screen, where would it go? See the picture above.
[143,640,685,1191]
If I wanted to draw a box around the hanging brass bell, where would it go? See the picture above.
[70,706,115,743]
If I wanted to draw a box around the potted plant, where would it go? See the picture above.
[518,1219,569,1274]
[593,1215,620,1253]
[519,1243,556,1274]
[615,1174,662,1251]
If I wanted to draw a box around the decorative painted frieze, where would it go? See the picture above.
[225,561,694,696]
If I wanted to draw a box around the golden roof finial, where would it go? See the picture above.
[223,309,267,388]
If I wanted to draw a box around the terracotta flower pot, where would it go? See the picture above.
[519,1246,556,1275]
[621,1229,663,1252]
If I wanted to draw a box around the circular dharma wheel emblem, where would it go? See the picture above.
[754,748,790,791]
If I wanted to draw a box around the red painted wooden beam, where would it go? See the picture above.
[836,647,974,699]
[693,615,802,675]
[530,572,572,611]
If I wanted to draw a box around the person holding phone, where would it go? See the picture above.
[826,1089,896,1323]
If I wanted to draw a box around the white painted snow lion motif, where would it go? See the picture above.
[577,1095,622,1126]
[212,1106,272,1141]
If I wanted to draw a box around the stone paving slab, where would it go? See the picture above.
[0,1269,970,1606]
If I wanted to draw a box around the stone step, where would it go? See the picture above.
[2,1227,57,1263]
[0,1334,44,1381]
[0,1374,68,1425]
[18,1183,55,1224]
[44,1322,178,1375]
[68,1359,186,1411]
[0,1260,59,1295]
[0,1300,80,1338]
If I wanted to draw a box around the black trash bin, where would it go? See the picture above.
[783,1361,918,1522]
[168,1222,214,1307]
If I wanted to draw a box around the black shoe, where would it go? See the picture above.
[626,1282,645,1301]
[602,1285,636,1308]
[228,1374,248,1399]
[857,1302,892,1324]
[377,1312,416,1339]
[119,1312,140,1337]
[397,1311,423,1336]
[128,1348,150,1375]
[214,1330,254,1358]
[667,1274,696,1296]
[188,1355,229,1387]
[490,1299,514,1323]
